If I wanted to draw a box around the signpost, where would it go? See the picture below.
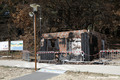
[10,41,23,51]
[0,41,9,51]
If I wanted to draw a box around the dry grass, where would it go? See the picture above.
[0,66,34,80]
[48,71,120,80]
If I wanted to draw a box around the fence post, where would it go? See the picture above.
[99,51,101,61]
[111,51,112,60]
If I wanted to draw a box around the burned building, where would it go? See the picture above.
[39,29,107,61]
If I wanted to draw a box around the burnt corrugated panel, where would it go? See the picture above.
[40,39,47,51]
[89,31,107,60]
[90,31,107,51]
[89,35,98,60]
[81,32,90,61]
[55,38,59,50]
[59,38,67,52]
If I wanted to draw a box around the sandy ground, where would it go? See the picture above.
[1,66,120,80]
[0,66,34,80]
[48,71,120,80]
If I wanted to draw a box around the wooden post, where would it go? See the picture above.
[34,12,37,71]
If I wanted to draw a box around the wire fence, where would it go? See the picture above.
[1,49,120,64]
[99,50,120,60]
[36,51,94,63]
[36,50,120,63]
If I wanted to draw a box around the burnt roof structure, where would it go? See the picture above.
[42,29,88,39]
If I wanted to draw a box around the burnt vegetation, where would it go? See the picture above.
[0,0,120,50]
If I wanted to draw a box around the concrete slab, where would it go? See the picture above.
[12,72,59,80]
[37,69,66,74]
